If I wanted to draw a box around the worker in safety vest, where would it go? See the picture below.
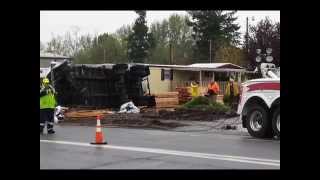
[40,78,57,134]
[224,78,239,109]
[190,81,199,97]
[207,81,220,96]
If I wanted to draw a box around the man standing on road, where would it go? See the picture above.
[40,78,57,134]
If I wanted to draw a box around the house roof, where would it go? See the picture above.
[40,60,68,78]
[40,52,72,59]
[40,68,50,78]
[134,63,247,72]
[188,63,244,69]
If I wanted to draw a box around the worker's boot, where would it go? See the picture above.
[47,123,55,134]
[40,124,44,134]
[47,129,55,134]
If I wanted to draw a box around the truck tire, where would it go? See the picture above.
[272,107,280,138]
[246,105,273,138]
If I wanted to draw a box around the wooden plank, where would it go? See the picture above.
[155,97,179,102]
[65,110,114,118]
[153,92,179,98]
[156,104,179,108]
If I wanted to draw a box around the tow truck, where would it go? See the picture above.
[237,62,280,139]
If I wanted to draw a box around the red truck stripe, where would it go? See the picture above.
[247,82,280,92]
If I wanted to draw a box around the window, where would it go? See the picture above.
[161,69,173,81]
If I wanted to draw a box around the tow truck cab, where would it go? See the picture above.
[237,64,280,138]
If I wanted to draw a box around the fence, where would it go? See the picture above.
[174,81,229,95]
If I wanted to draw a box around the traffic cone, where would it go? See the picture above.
[91,115,107,145]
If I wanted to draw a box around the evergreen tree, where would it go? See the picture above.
[127,11,155,63]
[187,11,240,62]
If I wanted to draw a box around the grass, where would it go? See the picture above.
[181,96,230,113]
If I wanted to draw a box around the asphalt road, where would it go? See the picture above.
[40,125,280,169]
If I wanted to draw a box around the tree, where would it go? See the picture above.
[44,27,91,57]
[168,14,194,64]
[40,41,45,52]
[150,20,169,45]
[149,14,194,65]
[215,40,247,66]
[127,11,155,63]
[46,35,65,55]
[149,20,168,64]
[78,34,93,50]
[247,18,280,68]
[116,25,132,43]
[115,24,133,60]
[74,33,126,64]
[187,11,241,62]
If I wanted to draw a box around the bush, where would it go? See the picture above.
[223,95,231,105]
[182,96,230,113]
[209,101,230,113]
[183,96,210,108]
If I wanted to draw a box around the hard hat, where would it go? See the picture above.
[43,78,50,84]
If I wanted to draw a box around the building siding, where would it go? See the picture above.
[148,68,172,94]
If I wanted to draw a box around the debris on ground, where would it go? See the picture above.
[64,108,114,119]
[54,106,68,123]
[222,124,237,130]
[61,112,187,130]
[118,101,140,113]
[61,96,240,131]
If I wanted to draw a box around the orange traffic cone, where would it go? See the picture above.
[91,115,107,145]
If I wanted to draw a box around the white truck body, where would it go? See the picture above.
[237,78,280,115]
[237,64,280,138]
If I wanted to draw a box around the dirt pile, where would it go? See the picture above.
[157,108,226,121]
[62,111,186,129]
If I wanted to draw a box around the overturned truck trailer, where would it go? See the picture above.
[47,61,156,108]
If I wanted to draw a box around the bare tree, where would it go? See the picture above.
[40,41,45,52]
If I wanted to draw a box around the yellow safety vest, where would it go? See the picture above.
[190,83,199,97]
[40,85,57,109]
[225,82,239,97]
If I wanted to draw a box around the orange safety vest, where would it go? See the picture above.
[208,82,220,94]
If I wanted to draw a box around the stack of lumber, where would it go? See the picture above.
[153,92,179,108]
[176,87,192,104]
[64,109,114,119]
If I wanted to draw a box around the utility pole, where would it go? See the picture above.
[209,40,212,63]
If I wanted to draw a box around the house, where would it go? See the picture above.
[40,52,72,68]
[135,63,249,95]
[40,52,73,81]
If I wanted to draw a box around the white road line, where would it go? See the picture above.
[189,135,201,137]
[40,140,280,167]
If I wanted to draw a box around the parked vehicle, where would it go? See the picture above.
[237,63,280,138]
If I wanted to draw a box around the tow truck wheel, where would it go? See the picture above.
[272,107,280,138]
[246,105,273,138]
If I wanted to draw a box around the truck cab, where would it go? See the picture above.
[237,63,280,138]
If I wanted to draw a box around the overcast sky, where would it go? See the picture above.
[40,10,280,43]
